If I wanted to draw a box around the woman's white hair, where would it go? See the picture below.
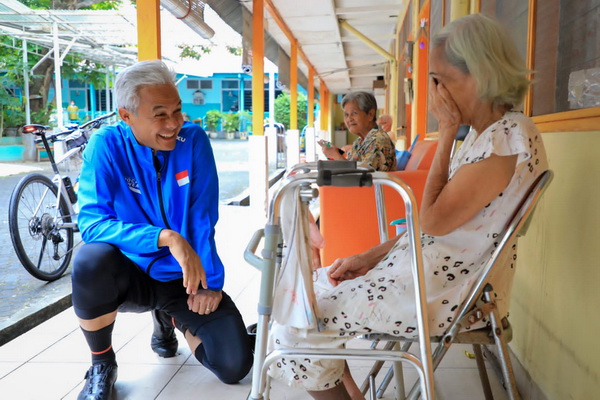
[341,91,378,122]
[115,60,176,114]
[431,13,530,108]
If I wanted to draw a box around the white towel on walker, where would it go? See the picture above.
[272,186,321,330]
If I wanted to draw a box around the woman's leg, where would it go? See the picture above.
[343,362,365,400]
[308,383,352,400]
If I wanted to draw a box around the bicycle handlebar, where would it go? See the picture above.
[23,111,116,142]
[78,111,116,130]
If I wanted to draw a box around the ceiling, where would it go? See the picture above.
[0,0,408,95]
[243,0,408,95]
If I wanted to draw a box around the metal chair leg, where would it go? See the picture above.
[369,375,377,400]
[485,291,520,400]
[377,366,394,399]
[473,344,494,400]
[361,341,396,396]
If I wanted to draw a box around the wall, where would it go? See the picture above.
[511,130,600,399]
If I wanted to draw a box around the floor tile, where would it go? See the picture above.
[63,363,182,400]
[0,361,86,400]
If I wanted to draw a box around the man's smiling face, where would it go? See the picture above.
[119,83,183,151]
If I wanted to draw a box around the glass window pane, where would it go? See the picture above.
[200,80,213,89]
[426,0,444,133]
[532,0,600,115]
[222,79,239,89]
[480,0,529,112]
[186,80,199,90]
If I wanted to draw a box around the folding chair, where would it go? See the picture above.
[245,161,436,400]
[360,170,554,400]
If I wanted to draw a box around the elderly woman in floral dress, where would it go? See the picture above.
[319,91,396,171]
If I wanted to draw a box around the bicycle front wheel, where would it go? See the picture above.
[8,173,74,281]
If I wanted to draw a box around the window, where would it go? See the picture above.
[222,79,239,89]
[221,79,240,111]
[532,1,600,115]
[481,0,529,113]
[187,79,213,90]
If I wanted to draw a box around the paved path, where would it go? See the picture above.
[0,138,254,345]
[0,162,75,345]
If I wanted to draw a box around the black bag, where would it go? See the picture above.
[65,131,88,150]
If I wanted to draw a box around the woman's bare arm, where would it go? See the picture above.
[420,80,517,236]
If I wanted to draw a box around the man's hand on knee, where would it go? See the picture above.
[187,290,223,315]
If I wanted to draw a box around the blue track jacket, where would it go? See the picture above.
[77,121,225,290]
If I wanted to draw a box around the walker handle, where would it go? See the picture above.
[244,229,265,270]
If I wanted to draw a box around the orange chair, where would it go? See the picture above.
[319,140,438,266]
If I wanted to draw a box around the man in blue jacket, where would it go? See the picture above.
[72,60,253,400]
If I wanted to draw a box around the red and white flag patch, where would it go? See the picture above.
[175,170,190,187]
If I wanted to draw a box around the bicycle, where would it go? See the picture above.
[8,112,116,281]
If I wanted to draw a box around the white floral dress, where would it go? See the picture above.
[269,111,548,391]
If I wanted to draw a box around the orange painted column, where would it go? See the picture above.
[307,69,315,126]
[411,1,430,140]
[252,0,265,136]
[290,42,298,130]
[319,80,330,131]
[137,0,161,60]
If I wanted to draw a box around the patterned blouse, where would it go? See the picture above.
[347,127,396,171]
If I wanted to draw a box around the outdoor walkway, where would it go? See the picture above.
[0,202,510,399]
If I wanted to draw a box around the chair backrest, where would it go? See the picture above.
[447,170,554,336]
[404,140,438,171]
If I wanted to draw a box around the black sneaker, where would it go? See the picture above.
[150,331,178,358]
[77,363,118,400]
[150,310,178,358]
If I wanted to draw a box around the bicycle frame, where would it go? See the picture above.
[25,112,117,233]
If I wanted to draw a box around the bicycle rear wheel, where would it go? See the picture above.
[8,173,74,281]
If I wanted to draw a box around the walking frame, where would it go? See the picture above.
[245,160,436,400]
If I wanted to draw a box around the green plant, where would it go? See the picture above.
[2,106,26,128]
[239,110,252,132]
[30,104,54,125]
[274,92,308,130]
[204,110,222,131]
[222,112,240,133]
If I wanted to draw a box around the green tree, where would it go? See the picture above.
[0,1,118,121]
[274,92,308,131]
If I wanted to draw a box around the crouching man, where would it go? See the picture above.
[72,60,253,400]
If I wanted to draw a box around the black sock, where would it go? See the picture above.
[81,322,117,365]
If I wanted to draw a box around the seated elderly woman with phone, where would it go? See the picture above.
[270,13,548,400]
[319,91,396,171]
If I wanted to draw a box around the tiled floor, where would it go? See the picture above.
[0,205,509,400]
